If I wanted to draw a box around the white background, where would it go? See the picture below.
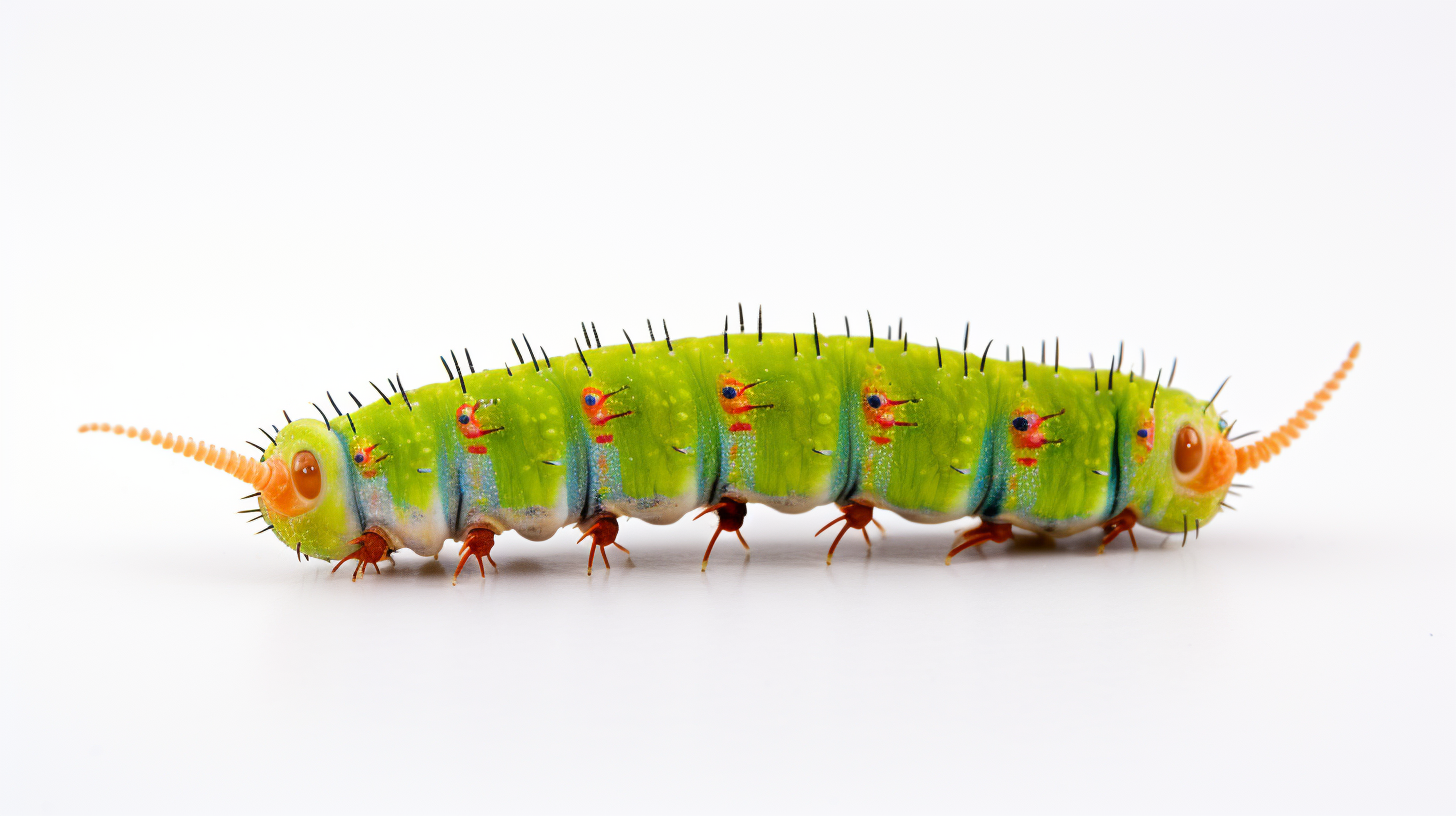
[1,2,1452,814]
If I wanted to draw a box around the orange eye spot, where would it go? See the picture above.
[291,450,322,500]
[1174,426,1203,476]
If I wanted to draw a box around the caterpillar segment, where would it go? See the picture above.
[80,328,1358,579]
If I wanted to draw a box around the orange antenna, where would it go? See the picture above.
[78,422,283,492]
[1235,343,1359,474]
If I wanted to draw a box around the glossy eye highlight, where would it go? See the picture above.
[291,450,322,500]
[1174,425,1203,476]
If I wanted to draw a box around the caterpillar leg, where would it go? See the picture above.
[815,502,876,565]
[1098,508,1139,554]
[695,499,750,572]
[577,515,629,575]
[452,527,498,585]
[944,521,1014,564]
[331,528,392,582]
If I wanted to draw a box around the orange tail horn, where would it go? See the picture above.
[79,422,283,492]
[1235,343,1359,474]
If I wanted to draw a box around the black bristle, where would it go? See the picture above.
[451,350,466,392]
[397,373,412,410]
[575,338,593,376]
[522,336,539,372]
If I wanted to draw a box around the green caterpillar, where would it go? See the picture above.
[80,314,1359,582]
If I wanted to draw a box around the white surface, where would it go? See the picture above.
[1,3,1452,814]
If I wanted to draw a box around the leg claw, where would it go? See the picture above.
[696,499,749,571]
[577,515,627,575]
[1098,508,1139,554]
[331,529,391,581]
[944,521,1013,564]
[816,503,876,565]
[452,527,498,585]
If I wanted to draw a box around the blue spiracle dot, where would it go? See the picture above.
[721,387,738,400]
[584,394,598,406]
[354,453,365,463]
[865,394,883,409]
[1137,429,1149,438]
[458,414,471,424]
[1011,416,1031,432]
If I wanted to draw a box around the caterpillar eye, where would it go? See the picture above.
[1174,425,1204,477]
[865,394,884,409]
[1011,416,1030,432]
[721,387,738,400]
[291,450,322,500]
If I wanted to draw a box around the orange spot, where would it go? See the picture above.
[870,436,892,445]
[729,422,753,432]
[467,445,489,455]
[1016,457,1038,467]
[595,434,613,444]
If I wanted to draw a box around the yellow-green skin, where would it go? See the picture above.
[260,333,1231,560]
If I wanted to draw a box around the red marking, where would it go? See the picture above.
[870,435,892,445]
[860,385,915,430]
[582,386,633,427]
[1135,413,1156,452]
[595,434,613,444]
[466,444,489,455]
[352,442,387,478]
[718,374,772,415]
[1016,457,1038,467]
[458,402,486,438]
[729,422,753,432]
[1011,408,1065,450]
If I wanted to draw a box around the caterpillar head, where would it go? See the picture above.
[78,417,362,562]
[254,418,363,561]
[1132,343,1358,536]
[1130,386,1237,535]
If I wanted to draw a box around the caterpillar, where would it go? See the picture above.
[79,311,1359,583]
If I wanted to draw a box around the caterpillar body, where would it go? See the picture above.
[80,321,1359,581]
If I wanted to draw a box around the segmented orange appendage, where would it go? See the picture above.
[79,423,274,489]
[1235,343,1359,474]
